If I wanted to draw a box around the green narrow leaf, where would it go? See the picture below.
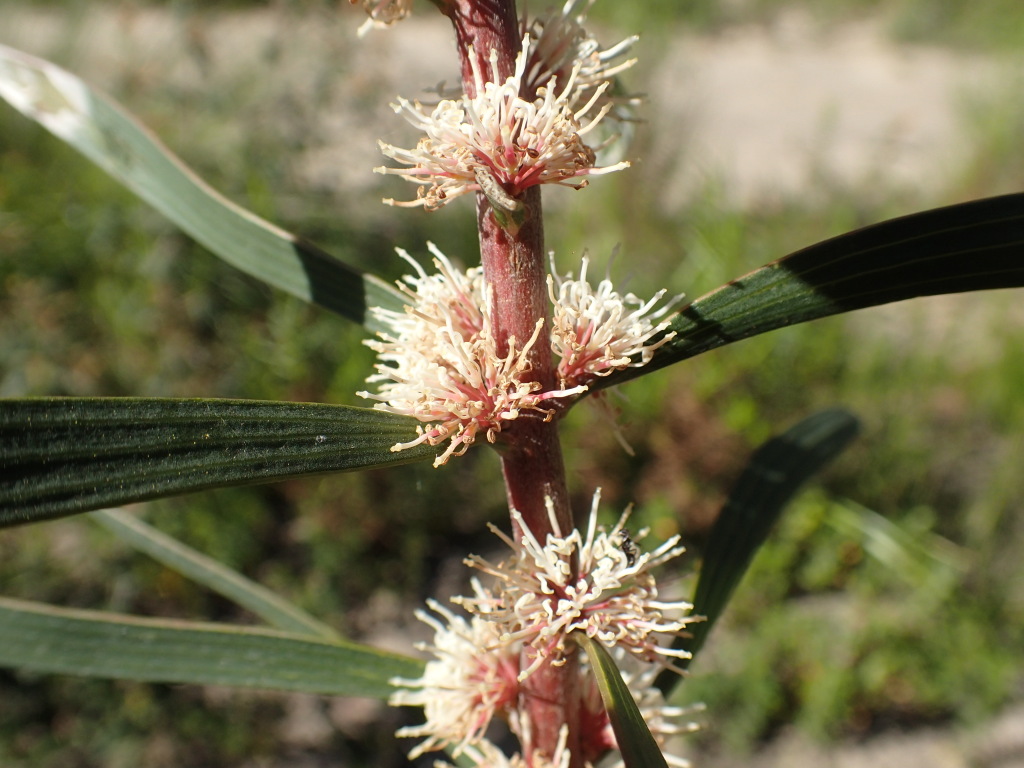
[657,408,860,694]
[91,508,340,640]
[0,44,405,329]
[574,633,669,768]
[601,193,1024,387]
[0,596,423,699]
[824,500,971,583]
[0,397,437,527]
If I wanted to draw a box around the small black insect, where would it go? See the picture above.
[617,528,640,567]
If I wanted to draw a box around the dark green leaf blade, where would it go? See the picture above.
[574,633,669,768]
[601,193,1024,386]
[0,596,423,698]
[658,408,859,695]
[0,44,405,329]
[0,397,436,526]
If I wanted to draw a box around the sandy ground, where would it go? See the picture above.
[647,10,1001,209]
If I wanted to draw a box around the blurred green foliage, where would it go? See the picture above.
[1,0,1024,766]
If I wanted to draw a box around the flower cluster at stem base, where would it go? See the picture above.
[389,490,701,768]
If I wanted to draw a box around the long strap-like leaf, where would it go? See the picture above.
[0,397,435,527]
[656,408,860,694]
[0,596,422,699]
[602,193,1024,387]
[0,44,405,330]
[574,634,669,768]
[92,508,341,640]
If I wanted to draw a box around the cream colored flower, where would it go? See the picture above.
[457,489,696,679]
[522,0,638,100]
[376,36,629,210]
[521,0,640,166]
[449,727,571,768]
[549,254,682,388]
[390,600,521,758]
[390,490,700,766]
[358,244,585,466]
[390,600,575,768]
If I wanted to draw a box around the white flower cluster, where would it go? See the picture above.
[376,8,636,210]
[359,245,679,466]
[390,491,700,768]
[358,244,587,467]
[457,490,694,678]
[522,0,640,148]
[390,600,520,758]
[550,255,682,388]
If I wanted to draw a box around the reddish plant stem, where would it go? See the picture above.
[483,186,583,768]
[477,150,582,768]
[442,0,521,93]
[442,0,570,534]
[442,1,581,764]
[473,187,568,536]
